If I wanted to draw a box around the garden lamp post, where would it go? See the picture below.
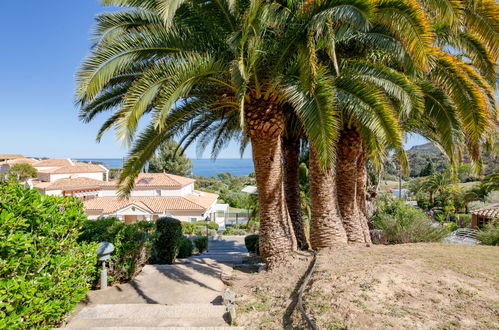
[96,241,114,290]
[205,215,210,252]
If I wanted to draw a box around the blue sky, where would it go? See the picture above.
[0,1,427,159]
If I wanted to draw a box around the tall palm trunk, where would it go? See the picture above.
[336,127,366,243]
[246,103,296,265]
[309,145,347,249]
[355,146,372,244]
[282,135,309,250]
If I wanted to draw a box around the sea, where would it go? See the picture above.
[75,158,254,177]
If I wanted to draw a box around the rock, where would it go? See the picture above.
[222,288,237,304]
[370,229,388,245]
[226,304,236,325]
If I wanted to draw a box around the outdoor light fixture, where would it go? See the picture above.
[205,216,210,252]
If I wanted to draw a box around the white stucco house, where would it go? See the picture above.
[22,159,219,224]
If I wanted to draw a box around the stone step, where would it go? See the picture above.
[64,317,228,328]
[62,327,243,330]
[73,304,227,320]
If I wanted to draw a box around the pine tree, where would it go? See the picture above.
[148,140,193,177]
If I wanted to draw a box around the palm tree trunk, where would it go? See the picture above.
[356,146,372,244]
[336,127,366,243]
[282,135,309,250]
[309,144,347,249]
[246,103,297,265]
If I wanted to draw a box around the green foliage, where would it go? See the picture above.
[193,236,208,253]
[244,234,259,254]
[154,217,182,264]
[7,163,38,180]
[177,236,194,258]
[372,195,447,244]
[194,174,255,208]
[456,214,471,228]
[419,160,434,177]
[181,221,195,235]
[0,180,96,329]
[78,218,154,284]
[148,140,193,176]
[477,219,499,246]
[194,220,219,231]
[223,224,247,236]
[181,221,219,235]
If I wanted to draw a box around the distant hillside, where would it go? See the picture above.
[407,143,444,155]
[404,142,497,177]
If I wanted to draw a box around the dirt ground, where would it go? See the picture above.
[231,244,499,329]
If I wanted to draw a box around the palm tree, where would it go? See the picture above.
[76,0,365,265]
[332,0,498,244]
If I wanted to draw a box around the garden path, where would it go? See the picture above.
[62,236,247,329]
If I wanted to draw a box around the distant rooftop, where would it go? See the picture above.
[0,154,24,160]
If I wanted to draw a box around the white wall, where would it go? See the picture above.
[44,189,63,196]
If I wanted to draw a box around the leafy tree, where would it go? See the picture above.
[419,161,434,177]
[7,163,38,180]
[148,140,193,176]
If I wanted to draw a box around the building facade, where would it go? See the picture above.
[1,156,219,225]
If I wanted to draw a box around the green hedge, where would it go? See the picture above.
[154,217,182,264]
[373,196,447,244]
[177,236,194,258]
[0,180,96,329]
[244,234,259,254]
[193,236,208,253]
[78,218,155,285]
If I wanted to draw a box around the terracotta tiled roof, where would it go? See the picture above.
[101,173,195,188]
[0,154,24,160]
[0,158,37,165]
[33,158,73,167]
[39,164,106,174]
[185,191,219,208]
[471,203,499,219]
[83,193,218,214]
[33,177,104,191]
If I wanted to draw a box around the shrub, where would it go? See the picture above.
[194,220,219,231]
[477,219,499,246]
[177,236,194,258]
[0,180,96,329]
[8,163,38,180]
[373,196,447,244]
[181,221,195,234]
[193,236,208,253]
[456,214,471,228]
[154,217,182,264]
[79,218,154,284]
[223,224,247,236]
[245,234,259,254]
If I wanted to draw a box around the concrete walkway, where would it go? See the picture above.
[62,236,247,329]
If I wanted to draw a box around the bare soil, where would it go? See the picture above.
[231,244,499,329]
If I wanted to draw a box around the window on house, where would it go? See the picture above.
[156,189,161,196]
[190,217,197,222]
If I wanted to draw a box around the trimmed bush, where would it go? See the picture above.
[373,196,447,244]
[181,221,195,234]
[477,219,499,246]
[79,218,154,285]
[245,234,259,254]
[0,180,96,329]
[222,225,247,236]
[193,236,208,253]
[154,217,182,264]
[194,220,219,231]
[177,236,194,258]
